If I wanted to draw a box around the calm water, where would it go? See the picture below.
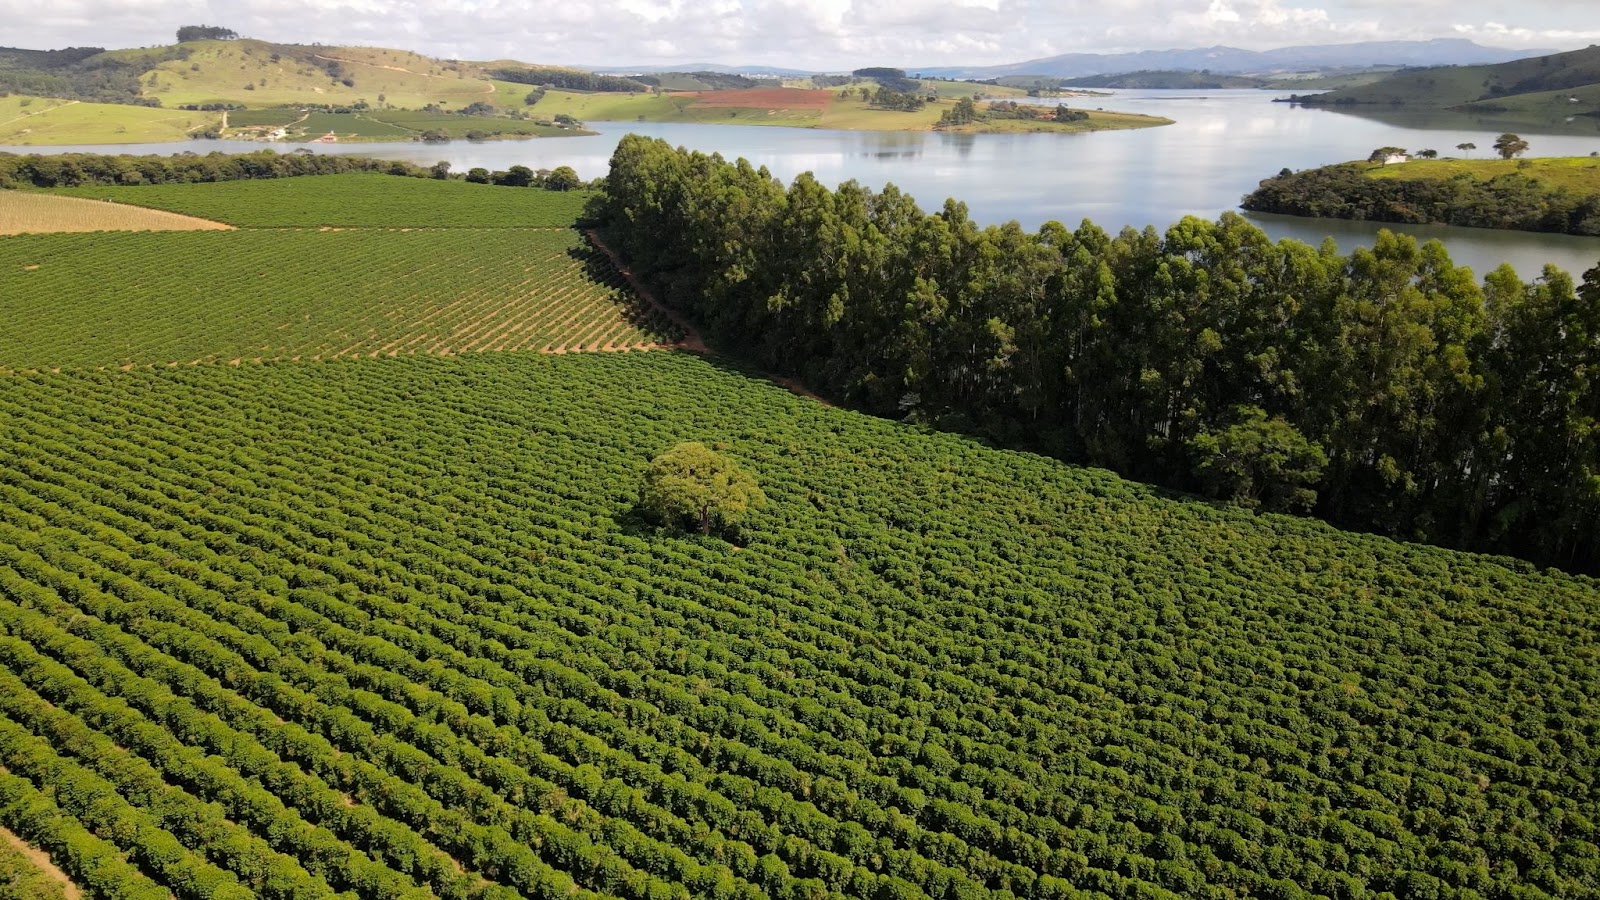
[8,90,1600,278]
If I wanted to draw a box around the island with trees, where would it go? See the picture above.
[1241,135,1600,235]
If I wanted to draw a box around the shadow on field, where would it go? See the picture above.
[568,244,688,345]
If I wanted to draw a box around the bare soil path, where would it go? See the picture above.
[0,824,80,900]
[584,229,707,353]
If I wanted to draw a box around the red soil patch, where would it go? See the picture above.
[682,88,832,111]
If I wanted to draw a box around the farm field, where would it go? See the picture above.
[225,108,304,127]
[0,349,1596,900]
[9,173,668,368]
[290,110,416,140]
[0,95,218,145]
[0,228,674,368]
[54,173,592,227]
[360,110,579,139]
[0,192,232,235]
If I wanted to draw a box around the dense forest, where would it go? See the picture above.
[488,67,651,93]
[1242,163,1600,235]
[592,135,1600,572]
[0,45,176,105]
[635,71,769,91]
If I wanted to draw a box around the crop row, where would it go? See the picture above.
[0,353,1594,900]
[0,229,679,369]
[52,174,590,228]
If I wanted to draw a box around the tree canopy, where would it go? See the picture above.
[176,25,238,42]
[1494,132,1530,159]
[640,442,765,535]
[594,134,1600,572]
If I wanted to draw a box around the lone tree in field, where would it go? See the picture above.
[641,442,765,536]
[1456,142,1476,157]
[1494,133,1530,159]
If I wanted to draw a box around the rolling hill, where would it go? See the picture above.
[1291,44,1600,110]
[0,94,218,144]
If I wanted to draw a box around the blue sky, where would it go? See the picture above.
[5,0,1597,68]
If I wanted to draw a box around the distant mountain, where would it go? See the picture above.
[911,39,1553,80]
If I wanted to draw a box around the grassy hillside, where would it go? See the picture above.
[1366,155,1600,192]
[0,94,217,144]
[140,39,502,110]
[1452,81,1600,119]
[1296,44,1600,108]
[1054,70,1393,90]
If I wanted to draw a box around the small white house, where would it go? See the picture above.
[1384,152,1409,165]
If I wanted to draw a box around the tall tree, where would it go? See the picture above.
[1493,133,1530,159]
[640,442,766,535]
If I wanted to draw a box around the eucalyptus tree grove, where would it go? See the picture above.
[593,135,1600,571]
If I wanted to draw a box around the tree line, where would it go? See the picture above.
[489,67,650,93]
[0,150,602,193]
[0,150,434,189]
[591,135,1600,571]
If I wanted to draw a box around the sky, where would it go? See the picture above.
[5,0,1598,70]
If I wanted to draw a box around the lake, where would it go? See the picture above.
[7,90,1600,278]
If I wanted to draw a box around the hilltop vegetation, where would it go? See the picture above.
[1290,44,1600,115]
[0,95,218,144]
[0,44,174,105]
[1242,156,1600,235]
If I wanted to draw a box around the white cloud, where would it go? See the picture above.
[0,0,1587,69]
